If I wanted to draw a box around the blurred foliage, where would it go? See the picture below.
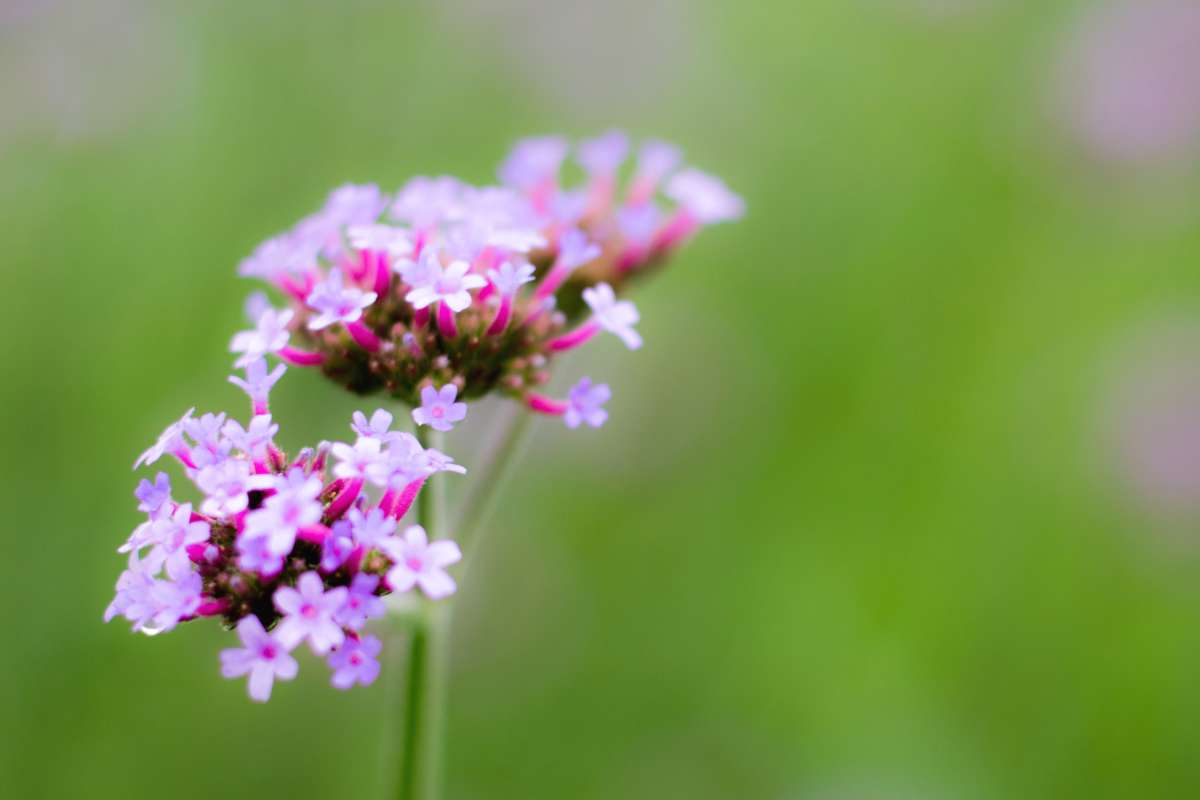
[4,1,1200,798]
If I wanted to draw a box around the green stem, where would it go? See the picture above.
[392,428,448,800]
[454,404,534,561]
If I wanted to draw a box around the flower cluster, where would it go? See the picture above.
[105,366,464,702]
[233,132,742,428]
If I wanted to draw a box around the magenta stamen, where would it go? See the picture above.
[548,320,600,352]
[486,294,513,335]
[526,394,569,416]
[346,320,381,352]
[388,477,427,520]
[324,477,364,521]
[297,523,331,545]
[279,347,325,366]
[436,301,458,338]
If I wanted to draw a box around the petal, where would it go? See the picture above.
[416,569,457,600]
[273,586,302,615]
[425,540,462,568]
[247,663,275,702]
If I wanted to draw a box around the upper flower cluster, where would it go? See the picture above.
[232,132,742,428]
[106,361,465,702]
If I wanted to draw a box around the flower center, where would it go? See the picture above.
[301,603,318,620]
[260,644,277,660]
[349,652,363,666]
[431,406,445,418]
[406,557,423,572]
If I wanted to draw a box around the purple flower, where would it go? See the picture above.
[331,436,386,482]
[391,176,468,227]
[577,130,628,176]
[617,203,662,246]
[565,377,611,429]
[221,414,278,460]
[498,136,568,190]
[229,358,287,412]
[583,283,642,350]
[327,634,382,690]
[665,169,745,224]
[194,458,257,517]
[306,268,377,330]
[230,307,292,367]
[351,408,398,442]
[237,534,285,577]
[137,503,209,573]
[404,259,486,313]
[412,385,468,432]
[321,520,356,573]
[556,228,602,271]
[244,291,272,324]
[219,616,299,703]
[381,525,461,599]
[636,139,682,183]
[347,506,397,548]
[347,223,413,256]
[487,260,536,296]
[243,468,323,557]
[135,472,171,518]
[423,448,467,476]
[133,408,194,469]
[273,572,349,655]
[334,573,386,630]
[238,234,314,281]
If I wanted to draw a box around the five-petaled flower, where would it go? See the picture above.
[220,616,299,703]
[412,385,468,432]
[381,525,462,600]
[274,572,350,655]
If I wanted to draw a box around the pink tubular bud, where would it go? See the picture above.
[526,393,569,416]
[347,320,381,352]
[279,347,325,366]
[323,478,364,522]
[196,598,230,617]
[651,208,699,252]
[280,274,314,303]
[436,301,459,339]
[252,400,269,416]
[486,294,513,336]
[173,448,197,469]
[297,523,331,545]
[548,320,600,352]
[388,477,427,520]
[533,261,571,302]
[413,306,430,329]
[186,543,210,563]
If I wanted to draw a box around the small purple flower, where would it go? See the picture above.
[134,408,194,469]
[238,234,313,281]
[243,468,323,557]
[141,503,209,573]
[577,130,628,176]
[381,525,461,600]
[556,228,602,271]
[237,534,285,577]
[306,268,378,331]
[636,139,682,183]
[351,408,398,442]
[665,169,745,224]
[219,616,299,703]
[582,283,642,350]
[244,291,272,324]
[423,448,467,476]
[335,573,386,630]
[230,307,293,368]
[135,472,171,518]
[194,458,258,517]
[327,634,382,690]
[617,203,662,246]
[390,176,467,227]
[347,223,413,256]
[331,436,386,481]
[487,260,536,296]
[273,572,349,655]
[321,520,356,573]
[346,506,397,548]
[412,385,468,432]
[404,259,486,313]
[498,136,568,190]
[565,377,611,429]
[221,414,278,460]
[229,358,287,416]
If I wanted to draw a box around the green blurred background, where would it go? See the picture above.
[5,0,1200,797]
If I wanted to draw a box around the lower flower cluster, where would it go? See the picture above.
[105,386,464,702]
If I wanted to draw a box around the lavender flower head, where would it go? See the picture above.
[229,132,743,430]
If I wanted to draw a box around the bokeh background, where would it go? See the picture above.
[5,0,1200,797]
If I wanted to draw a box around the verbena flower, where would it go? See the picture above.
[107,385,465,702]
[231,132,742,429]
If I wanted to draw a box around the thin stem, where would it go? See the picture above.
[391,427,448,800]
[454,404,534,560]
